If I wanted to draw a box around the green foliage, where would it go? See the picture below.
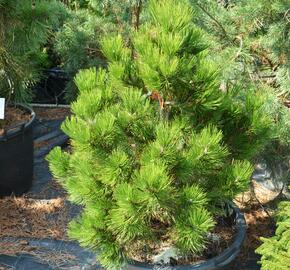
[190,0,289,91]
[187,0,289,186]
[48,0,274,268]
[189,0,290,149]
[256,201,290,270]
[0,0,67,103]
[59,0,89,10]
[54,0,147,101]
[174,207,215,253]
[53,9,111,101]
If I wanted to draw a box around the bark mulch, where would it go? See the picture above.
[228,201,276,269]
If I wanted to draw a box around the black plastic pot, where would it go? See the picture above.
[126,205,246,270]
[0,105,36,196]
[33,68,69,105]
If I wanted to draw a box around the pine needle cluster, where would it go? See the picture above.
[48,0,274,268]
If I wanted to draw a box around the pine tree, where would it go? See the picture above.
[48,0,274,268]
[0,0,67,103]
[256,201,290,270]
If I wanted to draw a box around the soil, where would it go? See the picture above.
[127,216,236,266]
[0,106,31,136]
[32,107,71,120]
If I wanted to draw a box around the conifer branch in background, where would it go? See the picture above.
[256,201,290,270]
[0,0,67,103]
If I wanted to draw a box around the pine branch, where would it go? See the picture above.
[195,1,232,43]
[133,0,142,30]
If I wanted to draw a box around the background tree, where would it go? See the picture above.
[189,0,290,189]
[55,0,147,101]
[0,0,67,103]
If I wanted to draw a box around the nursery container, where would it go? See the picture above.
[33,68,69,105]
[0,105,36,196]
[126,206,246,270]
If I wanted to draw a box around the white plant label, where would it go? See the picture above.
[0,98,5,119]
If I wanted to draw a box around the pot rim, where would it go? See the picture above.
[0,103,36,141]
[127,204,246,270]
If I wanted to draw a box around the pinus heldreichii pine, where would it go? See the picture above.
[47,0,274,268]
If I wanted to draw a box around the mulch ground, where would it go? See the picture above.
[0,188,276,268]
[0,238,76,268]
[0,106,73,258]
[0,106,72,242]
[0,195,69,240]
